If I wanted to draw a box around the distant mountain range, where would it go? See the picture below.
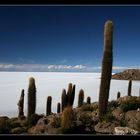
[112,69,140,80]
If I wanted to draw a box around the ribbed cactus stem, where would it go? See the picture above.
[57,102,61,113]
[27,77,36,121]
[69,84,75,107]
[67,83,73,106]
[66,83,75,107]
[17,89,24,118]
[46,96,52,116]
[117,91,121,99]
[68,83,73,94]
[99,20,113,117]
[87,96,91,104]
[78,89,84,107]
[61,89,67,111]
[128,80,132,96]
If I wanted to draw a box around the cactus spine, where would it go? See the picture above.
[98,20,113,117]
[61,89,67,111]
[17,89,24,118]
[27,77,36,121]
[87,96,91,104]
[46,96,52,116]
[128,80,132,96]
[78,89,84,107]
[57,102,61,113]
[61,106,74,133]
[117,91,121,99]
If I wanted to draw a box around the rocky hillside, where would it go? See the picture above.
[112,69,140,80]
[1,96,140,135]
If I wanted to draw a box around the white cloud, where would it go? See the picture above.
[84,66,140,73]
[91,66,140,70]
[73,65,86,69]
[113,66,128,70]
[0,63,86,72]
[0,64,14,69]
[0,63,139,72]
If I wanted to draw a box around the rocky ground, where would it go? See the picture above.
[112,69,140,80]
[1,95,140,135]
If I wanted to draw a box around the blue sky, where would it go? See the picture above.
[0,5,140,72]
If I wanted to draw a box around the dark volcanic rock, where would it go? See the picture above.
[112,69,140,80]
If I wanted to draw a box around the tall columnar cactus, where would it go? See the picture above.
[98,20,113,117]
[67,83,75,107]
[27,77,36,121]
[117,91,121,99]
[17,89,25,118]
[57,102,61,113]
[128,80,132,96]
[46,96,52,116]
[87,96,91,104]
[61,89,67,111]
[78,89,84,107]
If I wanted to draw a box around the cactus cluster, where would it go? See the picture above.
[98,20,113,117]
[16,20,135,130]
[61,83,75,112]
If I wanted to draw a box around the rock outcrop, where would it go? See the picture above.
[112,69,140,80]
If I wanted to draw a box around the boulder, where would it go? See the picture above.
[95,121,119,134]
[112,107,124,121]
[125,110,140,130]
[114,127,138,135]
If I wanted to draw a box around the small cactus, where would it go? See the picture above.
[128,80,132,96]
[61,89,67,111]
[78,89,84,107]
[98,20,113,117]
[46,96,52,116]
[27,77,36,122]
[57,102,61,113]
[61,106,75,133]
[17,89,24,118]
[117,91,121,99]
[87,96,91,104]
